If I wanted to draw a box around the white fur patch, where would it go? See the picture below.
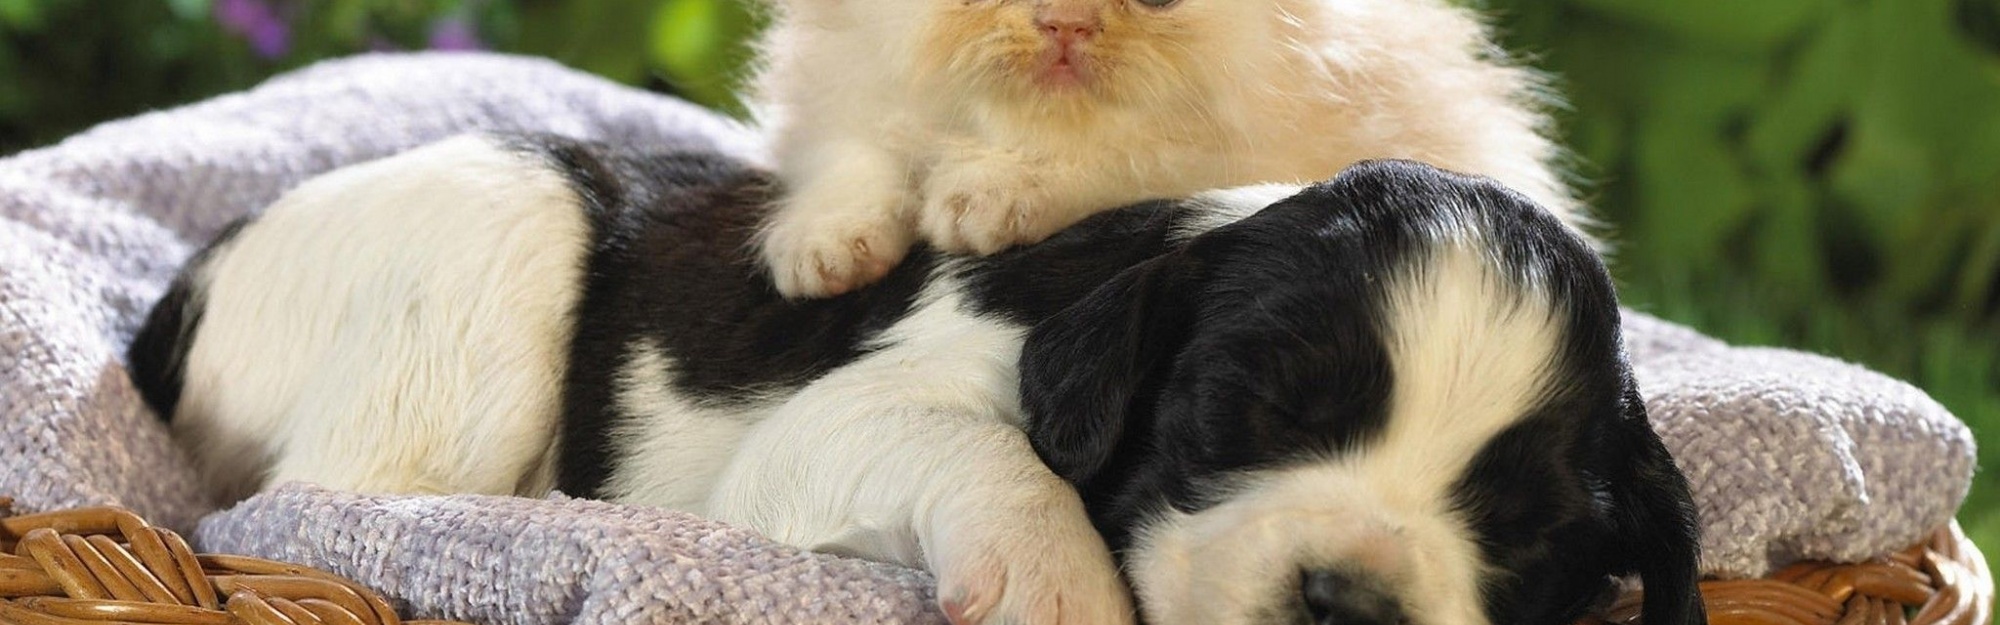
[600,338,771,515]
[703,273,1032,557]
[1127,239,1563,625]
[702,270,1136,624]
[1176,183,1306,240]
[174,135,587,501]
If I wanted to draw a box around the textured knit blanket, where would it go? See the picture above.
[0,53,1976,624]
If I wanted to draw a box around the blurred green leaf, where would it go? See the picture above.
[1636,43,1767,122]
[1537,15,1663,116]
[1619,43,1765,268]
[1956,222,2000,312]
[650,0,760,111]
[652,0,722,77]
[1747,171,1829,298]
[1630,110,1755,266]
[1564,0,1826,49]
[1743,9,1858,174]
[515,1,656,84]
[1961,0,2000,57]
[1817,0,2000,308]
[1853,0,2000,192]
[0,0,42,29]
[165,0,211,22]
[1828,114,1936,245]
[1485,0,2000,573]
[0,36,25,119]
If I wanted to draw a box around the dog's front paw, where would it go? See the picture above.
[928,481,1136,625]
[760,196,914,299]
[919,159,1069,256]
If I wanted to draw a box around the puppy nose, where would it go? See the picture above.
[1302,569,1406,625]
[1035,6,1102,44]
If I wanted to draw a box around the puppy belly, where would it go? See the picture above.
[173,135,591,501]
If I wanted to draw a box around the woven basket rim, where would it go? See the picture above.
[1585,522,1992,625]
[3,501,471,625]
[5,499,1990,625]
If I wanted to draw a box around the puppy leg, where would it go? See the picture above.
[708,402,1134,625]
[917,423,1135,625]
[760,140,916,298]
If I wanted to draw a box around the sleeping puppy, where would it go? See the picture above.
[128,133,1703,625]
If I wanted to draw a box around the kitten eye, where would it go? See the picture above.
[1134,0,1181,8]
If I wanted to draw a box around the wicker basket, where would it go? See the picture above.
[1,496,470,625]
[1583,523,1991,625]
[5,496,1991,625]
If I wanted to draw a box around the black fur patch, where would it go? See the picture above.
[957,199,1187,326]
[514,134,1215,502]
[506,136,935,499]
[128,218,252,423]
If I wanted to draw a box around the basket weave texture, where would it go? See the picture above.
[0,496,470,625]
[1583,523,1991,625]
[4,496,1990,625]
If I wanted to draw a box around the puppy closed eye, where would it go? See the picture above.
[1132,0,1183,8]
[1233,378,1387,448]
[1188,393,1344,466]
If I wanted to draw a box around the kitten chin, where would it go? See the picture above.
[750,0,1585,299]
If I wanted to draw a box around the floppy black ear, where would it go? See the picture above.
[1019,251,1197,489]
[1607,382,1708,625]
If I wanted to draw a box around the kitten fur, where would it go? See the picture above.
[752,0,1578,298]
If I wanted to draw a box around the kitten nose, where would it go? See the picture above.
[1035,5,1102,44]
[1301,569,1406,625]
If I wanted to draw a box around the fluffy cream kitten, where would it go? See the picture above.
[752,0,1579,298]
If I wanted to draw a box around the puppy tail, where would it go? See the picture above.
[128,270,200,423]
[128,218,250,423]
[1610,384,1708,625]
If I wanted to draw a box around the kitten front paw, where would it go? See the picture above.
[920,162,1068,256]
[928,481,1136,625]
[760,201,914,299]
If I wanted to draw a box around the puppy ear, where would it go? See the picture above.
[1607,382,1707,625]
[1019,251,1196,488]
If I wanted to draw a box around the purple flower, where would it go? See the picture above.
[214,0,290,59]
[428,16,484,51]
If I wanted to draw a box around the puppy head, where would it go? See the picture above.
[1021,161,1703,625]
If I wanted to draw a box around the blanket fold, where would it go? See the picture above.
[197,486,943,624]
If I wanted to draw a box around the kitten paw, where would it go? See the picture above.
[920,163,1067,256]
[929,482,1136,625]
[760,204,913,299]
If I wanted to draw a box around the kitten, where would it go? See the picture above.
[752,0,1580,298]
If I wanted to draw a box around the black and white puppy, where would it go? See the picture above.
[129,134,1703,625]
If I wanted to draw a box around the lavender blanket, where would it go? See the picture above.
[0,53,1975,624]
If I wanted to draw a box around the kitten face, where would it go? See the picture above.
[879,0,1278,113]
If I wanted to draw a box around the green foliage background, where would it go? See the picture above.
[3,0,1997,569]
[1484,0,2000,558]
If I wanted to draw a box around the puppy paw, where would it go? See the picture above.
[919,160,1068,256]
[760,199,914,299]
[929,483,1136,625]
